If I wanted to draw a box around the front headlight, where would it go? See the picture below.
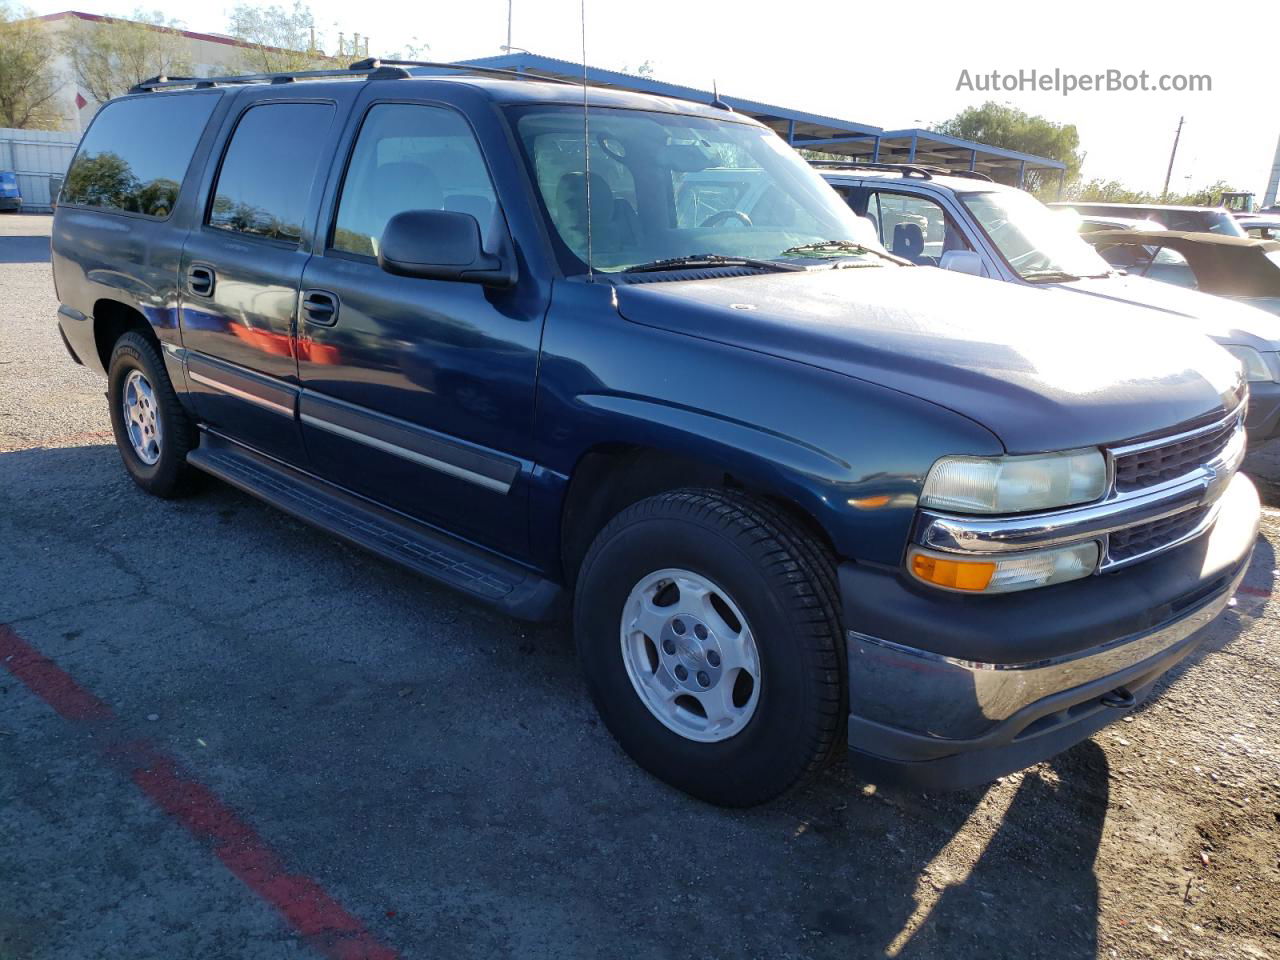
[1224,344,1273,383]
[920,448,1107,514]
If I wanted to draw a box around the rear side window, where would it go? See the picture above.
[209,102,335,244]
[62,94,218,218]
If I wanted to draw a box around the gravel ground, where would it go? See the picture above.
[1,213,1277,960]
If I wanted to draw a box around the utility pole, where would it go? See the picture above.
[1161,116,1184,201]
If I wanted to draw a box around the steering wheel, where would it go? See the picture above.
[700,209,752,228]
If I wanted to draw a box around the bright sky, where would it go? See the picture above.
[28,0,1280,196]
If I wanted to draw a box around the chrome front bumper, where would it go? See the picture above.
[849,470,1259,744]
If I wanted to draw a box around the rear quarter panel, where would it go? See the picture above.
[50,90,230,375]
[51,208,192,373]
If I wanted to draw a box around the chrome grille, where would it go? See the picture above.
[1112,418,1237,493]
[1106,506,1212,565]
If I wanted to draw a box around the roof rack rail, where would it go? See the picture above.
[129,58,582,95]
[806,160,995,182]
[130,66,380,94]
[348,57,580,86]
[806,160,935,179]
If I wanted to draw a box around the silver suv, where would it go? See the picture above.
[819,164,1280,443]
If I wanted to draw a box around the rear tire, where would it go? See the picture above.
[107,332,197,498]
[574,489,845,807]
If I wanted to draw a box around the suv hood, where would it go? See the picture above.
[1053,273,1280,348]
[614,267,1244,453]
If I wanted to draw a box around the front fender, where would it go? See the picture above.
[532,281,1003,568]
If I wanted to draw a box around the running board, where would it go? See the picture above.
[188,432,563,622]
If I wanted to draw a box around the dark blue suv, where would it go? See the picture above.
[51,61,1259,805]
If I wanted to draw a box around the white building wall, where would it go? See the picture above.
[36,13,254,134]
[2,14,270,209]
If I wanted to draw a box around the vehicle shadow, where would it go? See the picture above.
[0,235,51,264]
[767,742,1109,959]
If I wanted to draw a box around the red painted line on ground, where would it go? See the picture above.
[0,625,112,723]
[1236,585,1271,598]
[0,624,400,960]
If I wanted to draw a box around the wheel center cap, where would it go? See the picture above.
[660,615,722,690]
[676,637,705,669]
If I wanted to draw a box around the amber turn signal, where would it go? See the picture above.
[910,552,996,591]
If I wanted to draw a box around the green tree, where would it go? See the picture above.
[379,39,428,60]
[1064,178,1155,203]
[63,9,190,104]
[1166,180,1244,207]
[934,102,1083,193]
[61,151,139,208]
[1063,177,1246,206]
[134,176,179,216]
[0,3,65,129]
[227,2,334,73]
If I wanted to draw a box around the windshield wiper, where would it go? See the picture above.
[781,240,904,264]
[623,254,804,274]
[1021,269,1083,283]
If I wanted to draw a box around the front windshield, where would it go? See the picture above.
[961,189,1113,281]
[511,106,886,274]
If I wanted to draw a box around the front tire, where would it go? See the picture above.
[107,332,197,498]
[574,489,845,807]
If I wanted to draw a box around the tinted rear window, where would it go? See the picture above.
[208,102,334,244]
[62,93,218,218]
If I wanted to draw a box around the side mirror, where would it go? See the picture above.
[378,209,515,288]
[939,250,987,277]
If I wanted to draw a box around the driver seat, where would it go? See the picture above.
[555,172,637,253]
[892,222,925,262]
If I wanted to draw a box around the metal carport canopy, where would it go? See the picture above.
[804,128,1067,188]
[455,54,1065,189]
[455,52,881,142]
